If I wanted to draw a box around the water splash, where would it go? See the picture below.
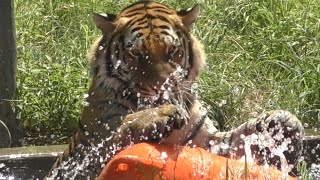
[160,152,168,160]
[308,163,320,179]
[46,136,126,179]
[239,129,296,179]
[114,60,121,69]
[135,64,190,109]
[0,163,14,180]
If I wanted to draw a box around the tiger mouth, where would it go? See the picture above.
[129,83,176,107]
[133,83,194,110]
[136,88,177,102]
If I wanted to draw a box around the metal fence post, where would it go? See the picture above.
[0,0,21,147]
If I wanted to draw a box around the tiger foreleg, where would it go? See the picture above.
[209,110,304,170]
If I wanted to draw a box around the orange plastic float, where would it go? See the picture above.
[99,143,296,180]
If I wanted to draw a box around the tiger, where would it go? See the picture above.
[46,1,304,179]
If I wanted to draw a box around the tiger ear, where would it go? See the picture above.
[93,13,116,35]
[177,5,200,29]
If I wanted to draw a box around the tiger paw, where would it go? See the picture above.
[251,110,304,168]
[115,104,188,143]
[255,110,303,135]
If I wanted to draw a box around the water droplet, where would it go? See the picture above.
[209,140,215,146]
[0,163,5,168]
[105,124,110,130]
[82,101,90,106]
[220,143,229,150]
[115,60,121,69]
[163,91,169,100]
[186,140,193,145]
[160,152,168,160]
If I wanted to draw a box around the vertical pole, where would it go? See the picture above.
[0,0,21,147]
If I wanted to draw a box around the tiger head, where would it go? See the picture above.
[89,1,205,110]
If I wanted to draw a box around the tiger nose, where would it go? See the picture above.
[144,63,173,84]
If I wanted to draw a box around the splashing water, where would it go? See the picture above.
[240,129,294,179]
[46,135,132,179]
[114,60,121,69]
[44,60,320,179]
[136,64,190,109]
[0,163,14,180]
[160,152,168,160]
[308,163,320,179]
[54,64,191,178]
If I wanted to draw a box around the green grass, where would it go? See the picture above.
[297,161,313,180]
[198,0,320,130]
[15,0,320,131]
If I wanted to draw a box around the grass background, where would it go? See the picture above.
[15,0,320,133]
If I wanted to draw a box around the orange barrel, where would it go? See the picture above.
[99,143,296,180]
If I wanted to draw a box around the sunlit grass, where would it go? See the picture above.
[297,161,313,180]
[15,0,320,132]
